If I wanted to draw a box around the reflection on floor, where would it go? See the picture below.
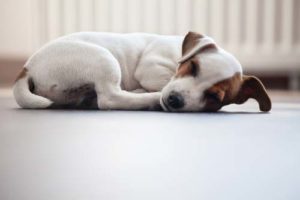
[0,89,299,200]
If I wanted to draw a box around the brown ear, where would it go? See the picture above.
[182,31,204,55]
[235,75,272,112]
[179,31,217,64]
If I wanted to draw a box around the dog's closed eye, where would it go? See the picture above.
[204,88,226,104]
[176,59,200,77]
[190,60,199,77]
[205,91,221,103]
[202,90,225,112]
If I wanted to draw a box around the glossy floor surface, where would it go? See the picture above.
[0,90,299,200]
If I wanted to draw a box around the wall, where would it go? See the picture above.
[0,0,33,59]
[0,0,300,79]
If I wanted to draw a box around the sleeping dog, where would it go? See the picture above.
[13,31,271,112]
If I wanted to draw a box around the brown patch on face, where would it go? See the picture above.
[203,73,272,112]
[176,59,200,78]
[203,73,242,112]
[182,31,204,55]
[15,68,28,82]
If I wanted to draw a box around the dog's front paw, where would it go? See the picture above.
[148,103,163,111]
[147,92,163,111]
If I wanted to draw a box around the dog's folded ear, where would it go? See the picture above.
[234,75,272,112]
[179,31,217,63]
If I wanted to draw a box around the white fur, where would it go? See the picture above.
[13,75,53,108]
[161,48,243,111]
[13,32,242,111]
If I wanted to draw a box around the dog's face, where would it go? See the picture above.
[160,32,271,112]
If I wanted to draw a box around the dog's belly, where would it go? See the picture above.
[29,79,96,108]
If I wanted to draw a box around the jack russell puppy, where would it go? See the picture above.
[13,31,271,112]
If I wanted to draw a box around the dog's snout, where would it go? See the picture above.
[167,92,185,109]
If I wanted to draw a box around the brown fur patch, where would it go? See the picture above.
[182,31,204,55]
[198,44,217,53]
[15,68,28,82]
[235,75,272,111]
[203,73,272,112]
[213,73,242,104]
[176,59,200,78]
[203,73,242,111]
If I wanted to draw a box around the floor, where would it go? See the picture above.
[0,89,299,200]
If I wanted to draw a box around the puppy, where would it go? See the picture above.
[13,31,271,112]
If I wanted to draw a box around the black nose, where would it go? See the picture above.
[167,92,185,109]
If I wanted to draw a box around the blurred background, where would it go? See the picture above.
[0,0,300,90]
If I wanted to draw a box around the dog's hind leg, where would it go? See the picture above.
[91,50,161,110]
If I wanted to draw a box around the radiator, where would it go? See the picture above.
[32,0,300,74]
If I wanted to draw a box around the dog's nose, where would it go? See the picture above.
[167,92,184,109]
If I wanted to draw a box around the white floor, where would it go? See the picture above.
[0,90,300,200]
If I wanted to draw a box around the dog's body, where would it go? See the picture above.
[14,32,271,112]
[14,32,181,109]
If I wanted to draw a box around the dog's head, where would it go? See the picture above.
[160,31,271,112]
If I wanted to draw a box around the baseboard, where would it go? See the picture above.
[0,59,27,87]
[0,58,294,90]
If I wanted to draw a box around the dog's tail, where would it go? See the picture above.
[13,68,53,109]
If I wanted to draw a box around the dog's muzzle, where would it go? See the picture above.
[162,91,185,111]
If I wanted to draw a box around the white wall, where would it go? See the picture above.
[0,0,33,59]
[0,0,299,74]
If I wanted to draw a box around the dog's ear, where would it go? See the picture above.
[179,31,217,63]
[182,32,204,55]
[234,75,272,112]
